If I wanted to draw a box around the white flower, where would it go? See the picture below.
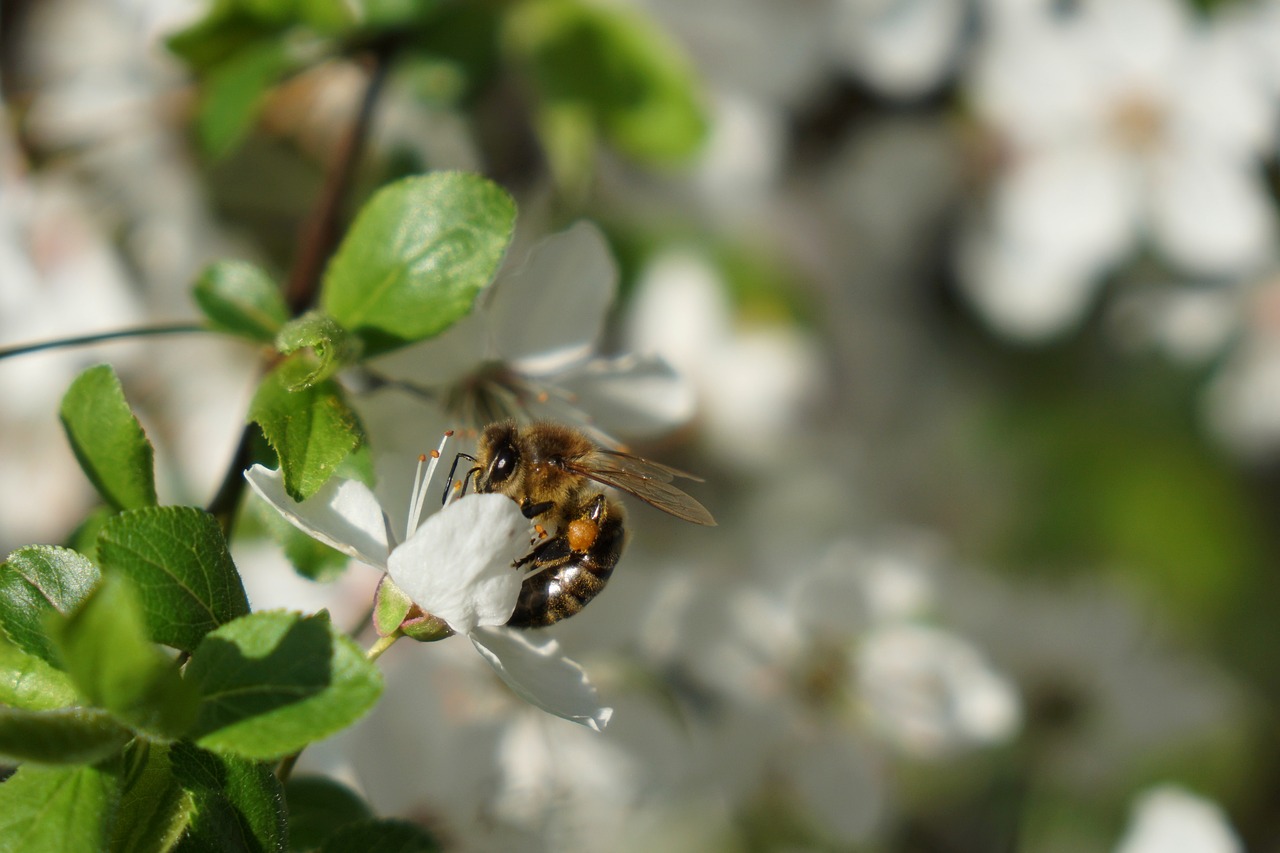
[962,0,1278,340]
[1114,786,1243,853]
[369,221,693,445]
[856,623,1021,758]
[244,435,613,730]
[625,249,823,466]
[828,0,966,99]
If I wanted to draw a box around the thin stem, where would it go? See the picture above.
[275,751,301,784]
[366,631,401,663]
[208,45,396,530]
[0,322,207,361]
[284,47,395,314]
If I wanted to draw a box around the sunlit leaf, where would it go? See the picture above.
[97,507,250,653]
[320,173,516,356]
[59,365,156,512]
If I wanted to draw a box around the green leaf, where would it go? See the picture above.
[199,39,298,159]
[167,2,276,73]
[50,574,198,740]
[170,742,286,853]
[319,819,441,853]
[274,312,363,387]
[67,506,114,566]
[320,172,516,356]
[111,742,194,853]
[0,634,79,710]
[186,611,382,759]
[506,0,707,165]
[0,762,120,853]
[97,507,251,653]
[0,706,132,765]
[60,364,157,511]
[249,359,365,501]
[0,545,100,665]
[354,0,440,30]
[284,776,372,851]
[194,260,290,342]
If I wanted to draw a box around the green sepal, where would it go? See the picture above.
[59,364,157,512]
[372,574,412,637]
[372,575,450,641]
[49,574,198,740]
[96,506,251,653]
[249,358,366,501]
[320,172,516,357]
[185,611,383,759]
[0,706,132,765]
[0,545,101,665]
[194,260,290,342]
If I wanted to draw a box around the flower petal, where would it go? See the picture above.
[489,221,618,371]
[244,465,390,569]
[386,494,528,634]
[469,626,614,731]
[551,355,697,441]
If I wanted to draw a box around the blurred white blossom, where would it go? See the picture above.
[626,249,824,466]
[369,222,693,448]
[1114,786,1243,853]
[961,0,1278,339]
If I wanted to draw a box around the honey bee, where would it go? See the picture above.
[448,421,715,627]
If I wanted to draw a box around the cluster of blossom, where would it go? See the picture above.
[0,0,1259,850]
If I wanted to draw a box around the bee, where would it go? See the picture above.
[448,421,715,627]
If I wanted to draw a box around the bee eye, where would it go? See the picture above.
[487,445,517,486]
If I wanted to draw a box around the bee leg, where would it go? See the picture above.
[585,494,606,522]
[521,499,555,519]
[514,535,572,573]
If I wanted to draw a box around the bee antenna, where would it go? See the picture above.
[442,452,478,505]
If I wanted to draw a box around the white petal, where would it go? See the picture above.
[1149,151,1276,276]
[366,308,489,385]
[994,146,1139,272]
[553,355,697,440]
[386,494,528,635]
[958,226,1100,341]
[244,465,390,569]
[829,0,964,99]
[469,626,613,731]
[489,221,618,370]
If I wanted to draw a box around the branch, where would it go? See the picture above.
[208,46,396,534]
[0,322,207,361]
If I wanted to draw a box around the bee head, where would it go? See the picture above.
[477,421,521,492]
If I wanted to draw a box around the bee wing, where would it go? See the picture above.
[567,452,717,526]
[597,450,706,483]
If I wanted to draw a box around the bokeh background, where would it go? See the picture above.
[3,0,1280,850]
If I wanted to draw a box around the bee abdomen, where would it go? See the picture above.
[507,512,625,628]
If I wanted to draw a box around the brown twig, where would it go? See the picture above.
[207,45,397,534]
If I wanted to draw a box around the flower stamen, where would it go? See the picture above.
[407,431,452,539]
